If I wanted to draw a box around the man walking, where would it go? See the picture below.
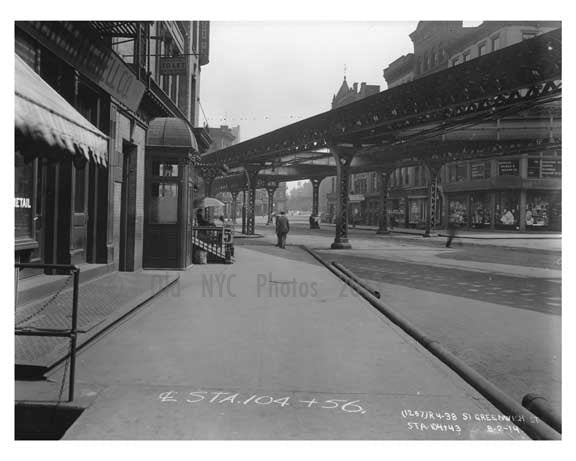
[275,211,290,248]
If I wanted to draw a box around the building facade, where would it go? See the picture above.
[324,79,381,223]
[323,21,561,231]
[15,21,210,279]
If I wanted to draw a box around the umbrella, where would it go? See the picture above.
[194,197,225,208]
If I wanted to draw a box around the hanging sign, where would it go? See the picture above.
[159,56,187,75]
[199,21,210,66]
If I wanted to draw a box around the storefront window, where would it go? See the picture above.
[390,198,405,227]
[150,183,179,224]
[495,191,519,228]
[408,199,422,224]
[470,192,491,228]
[526,191,561,230]
[448,196,467,225]
[498,159,519,176]
[15,150,34,241]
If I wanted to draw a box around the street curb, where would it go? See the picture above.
[300,245,561,440]
[318,222,561,240]
[233,234,264,239]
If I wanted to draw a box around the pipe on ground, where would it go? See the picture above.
[522,393,561,434]
[301,245,561,441]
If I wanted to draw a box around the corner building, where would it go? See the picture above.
[15,21,210,280]
[383,21,561,232]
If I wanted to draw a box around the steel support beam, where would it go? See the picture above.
[423,160,444,237]
[266,186,277,225]
[245,167,260,235]
[330,147,355,249]
[376,168,394,234]
[310,177,324,218]
[230,189,239,225]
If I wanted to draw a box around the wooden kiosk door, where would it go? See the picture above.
[143,157,182,269]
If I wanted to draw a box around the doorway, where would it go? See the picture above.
[119,142,137,271]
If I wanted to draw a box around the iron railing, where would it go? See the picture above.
[191,225,234,263]
[15,263,80,402]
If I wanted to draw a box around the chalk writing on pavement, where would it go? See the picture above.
[157,390,367,414]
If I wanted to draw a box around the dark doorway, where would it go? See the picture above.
[119,142,137,272]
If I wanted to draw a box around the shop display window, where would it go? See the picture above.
[526,191,561,230]
[408,199,422,224]
[390,198,405,227]
[448,197,467,224]
[470,192,491,228]
[494,191,519,228]
[15,150,34,241]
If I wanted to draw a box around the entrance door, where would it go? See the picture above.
[143,157,182,269]
[119,142,137,271]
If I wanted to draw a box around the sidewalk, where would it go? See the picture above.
[16,246,540,439]
[15,270,179,376]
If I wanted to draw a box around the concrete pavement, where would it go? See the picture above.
[16,245,544,439]
[15,271,179,376]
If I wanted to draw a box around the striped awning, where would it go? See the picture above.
[15,54,108,166]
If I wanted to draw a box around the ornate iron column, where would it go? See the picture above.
[330,147,355,249]
[230,189,239,225]
[241,188,247,234]
[244,167,260,235]
[310,177,324,218]
[376,168,394,234]
[264,180,278,225]
[423,159,444,237]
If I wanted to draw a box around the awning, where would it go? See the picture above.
[15,54,108,166]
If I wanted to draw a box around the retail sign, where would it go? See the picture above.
[199,21,210,66]
[159,56,187,75]
[17,21,145,112]
[470,162,487,179]
[541,159,561,178]
[498,159,519,176]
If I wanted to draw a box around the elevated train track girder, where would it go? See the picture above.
[202,28,560,173]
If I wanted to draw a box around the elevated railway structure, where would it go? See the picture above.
[202,29,561,247]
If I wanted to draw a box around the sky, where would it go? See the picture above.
[200,21,418,142]
[199,21,419,193]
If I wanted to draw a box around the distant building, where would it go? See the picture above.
[331,79,380,109]
[207,125,240,152]
[326,21,561,231]
[381,20,561,232]
[15,21,210,276]
[324,78,380,223]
